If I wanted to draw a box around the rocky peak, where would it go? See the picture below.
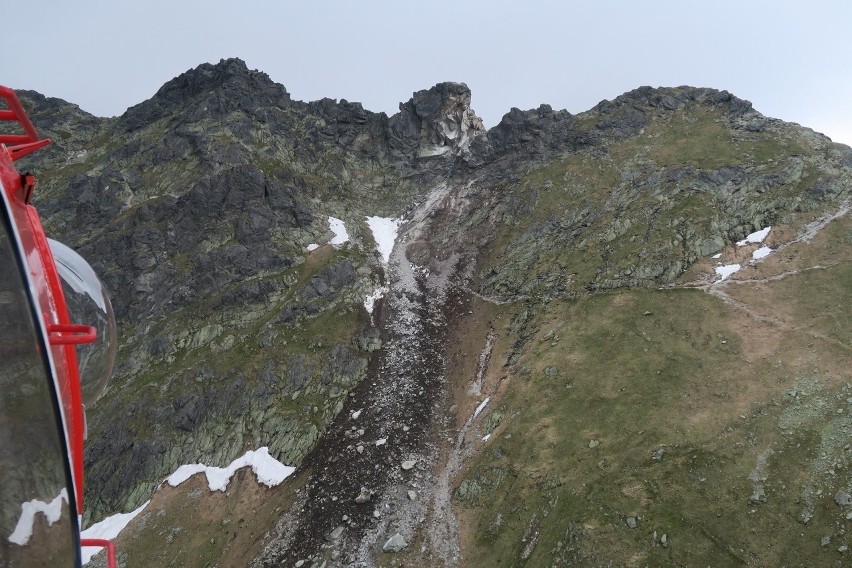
[388,81,485,159]
[593,85,754,118]
[120,58,290,130]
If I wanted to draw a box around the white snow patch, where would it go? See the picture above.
[351,409,362,420]
[711,253,722,259]
[80,499,150,564]
[365,216,402,265]
[481,434,491,442]
[737,226,771,246]
[306,243,319,252]
[752,246,772,260]
[328,216,349,245]
[375,438,387,447]
[364,285,388,315]
[715,264,742,281]
[166,447,295,491]
[362,216,401,315]
[473,397,491,419]
[8,488,68,546]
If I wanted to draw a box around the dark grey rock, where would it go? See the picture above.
[834,491,852,507]
[354,487,372,504]
[120,58,291,131]
[325,525,345,541]
[382,533,408,553]
[300,261,357,300]
[388,81,484,161]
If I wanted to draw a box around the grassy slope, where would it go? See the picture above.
[454,99,851,567]
[458,284,847,566]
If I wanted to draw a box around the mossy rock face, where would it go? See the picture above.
[477,145,847,300]
[23,60,489,523]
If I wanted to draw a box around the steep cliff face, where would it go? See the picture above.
[18,60,852,567]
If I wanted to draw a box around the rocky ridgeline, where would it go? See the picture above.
[466,87,851,300]
[19,58,492,524]
[17,58,852,562]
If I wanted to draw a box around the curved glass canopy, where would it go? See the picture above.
[48,239,117,406]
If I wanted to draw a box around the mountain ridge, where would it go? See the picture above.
[13,58,851,566]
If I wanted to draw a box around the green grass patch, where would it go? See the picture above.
[459,286,852,566]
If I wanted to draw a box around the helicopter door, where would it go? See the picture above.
[0,194,80,566]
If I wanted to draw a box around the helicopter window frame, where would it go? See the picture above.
[0,179,81,565]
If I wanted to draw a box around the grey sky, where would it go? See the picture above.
[6,1,852,145]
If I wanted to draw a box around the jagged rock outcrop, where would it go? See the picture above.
[465,103,583,168]
[120,58,292,131]
[389,81,485,159]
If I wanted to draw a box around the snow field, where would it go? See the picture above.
[306,216,350,251]
[473,397,490,419]
[715,264,742,281]
[363,216,402,315]
[712,227,773,281]
[752,246,772,260]
[364,285,388,315]
[365,216,401,265]
[80,500,150,564]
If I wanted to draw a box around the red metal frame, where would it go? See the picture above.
[0,86,50,160]
[81,539,118,568]
[1,85,115,568]
[48,323,99,345]
[13,170,89,515]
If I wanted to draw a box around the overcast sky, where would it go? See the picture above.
[6,1,852,145]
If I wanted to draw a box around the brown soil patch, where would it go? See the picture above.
[112,466,300,568]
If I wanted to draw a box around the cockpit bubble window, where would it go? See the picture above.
[48,239,117,406]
